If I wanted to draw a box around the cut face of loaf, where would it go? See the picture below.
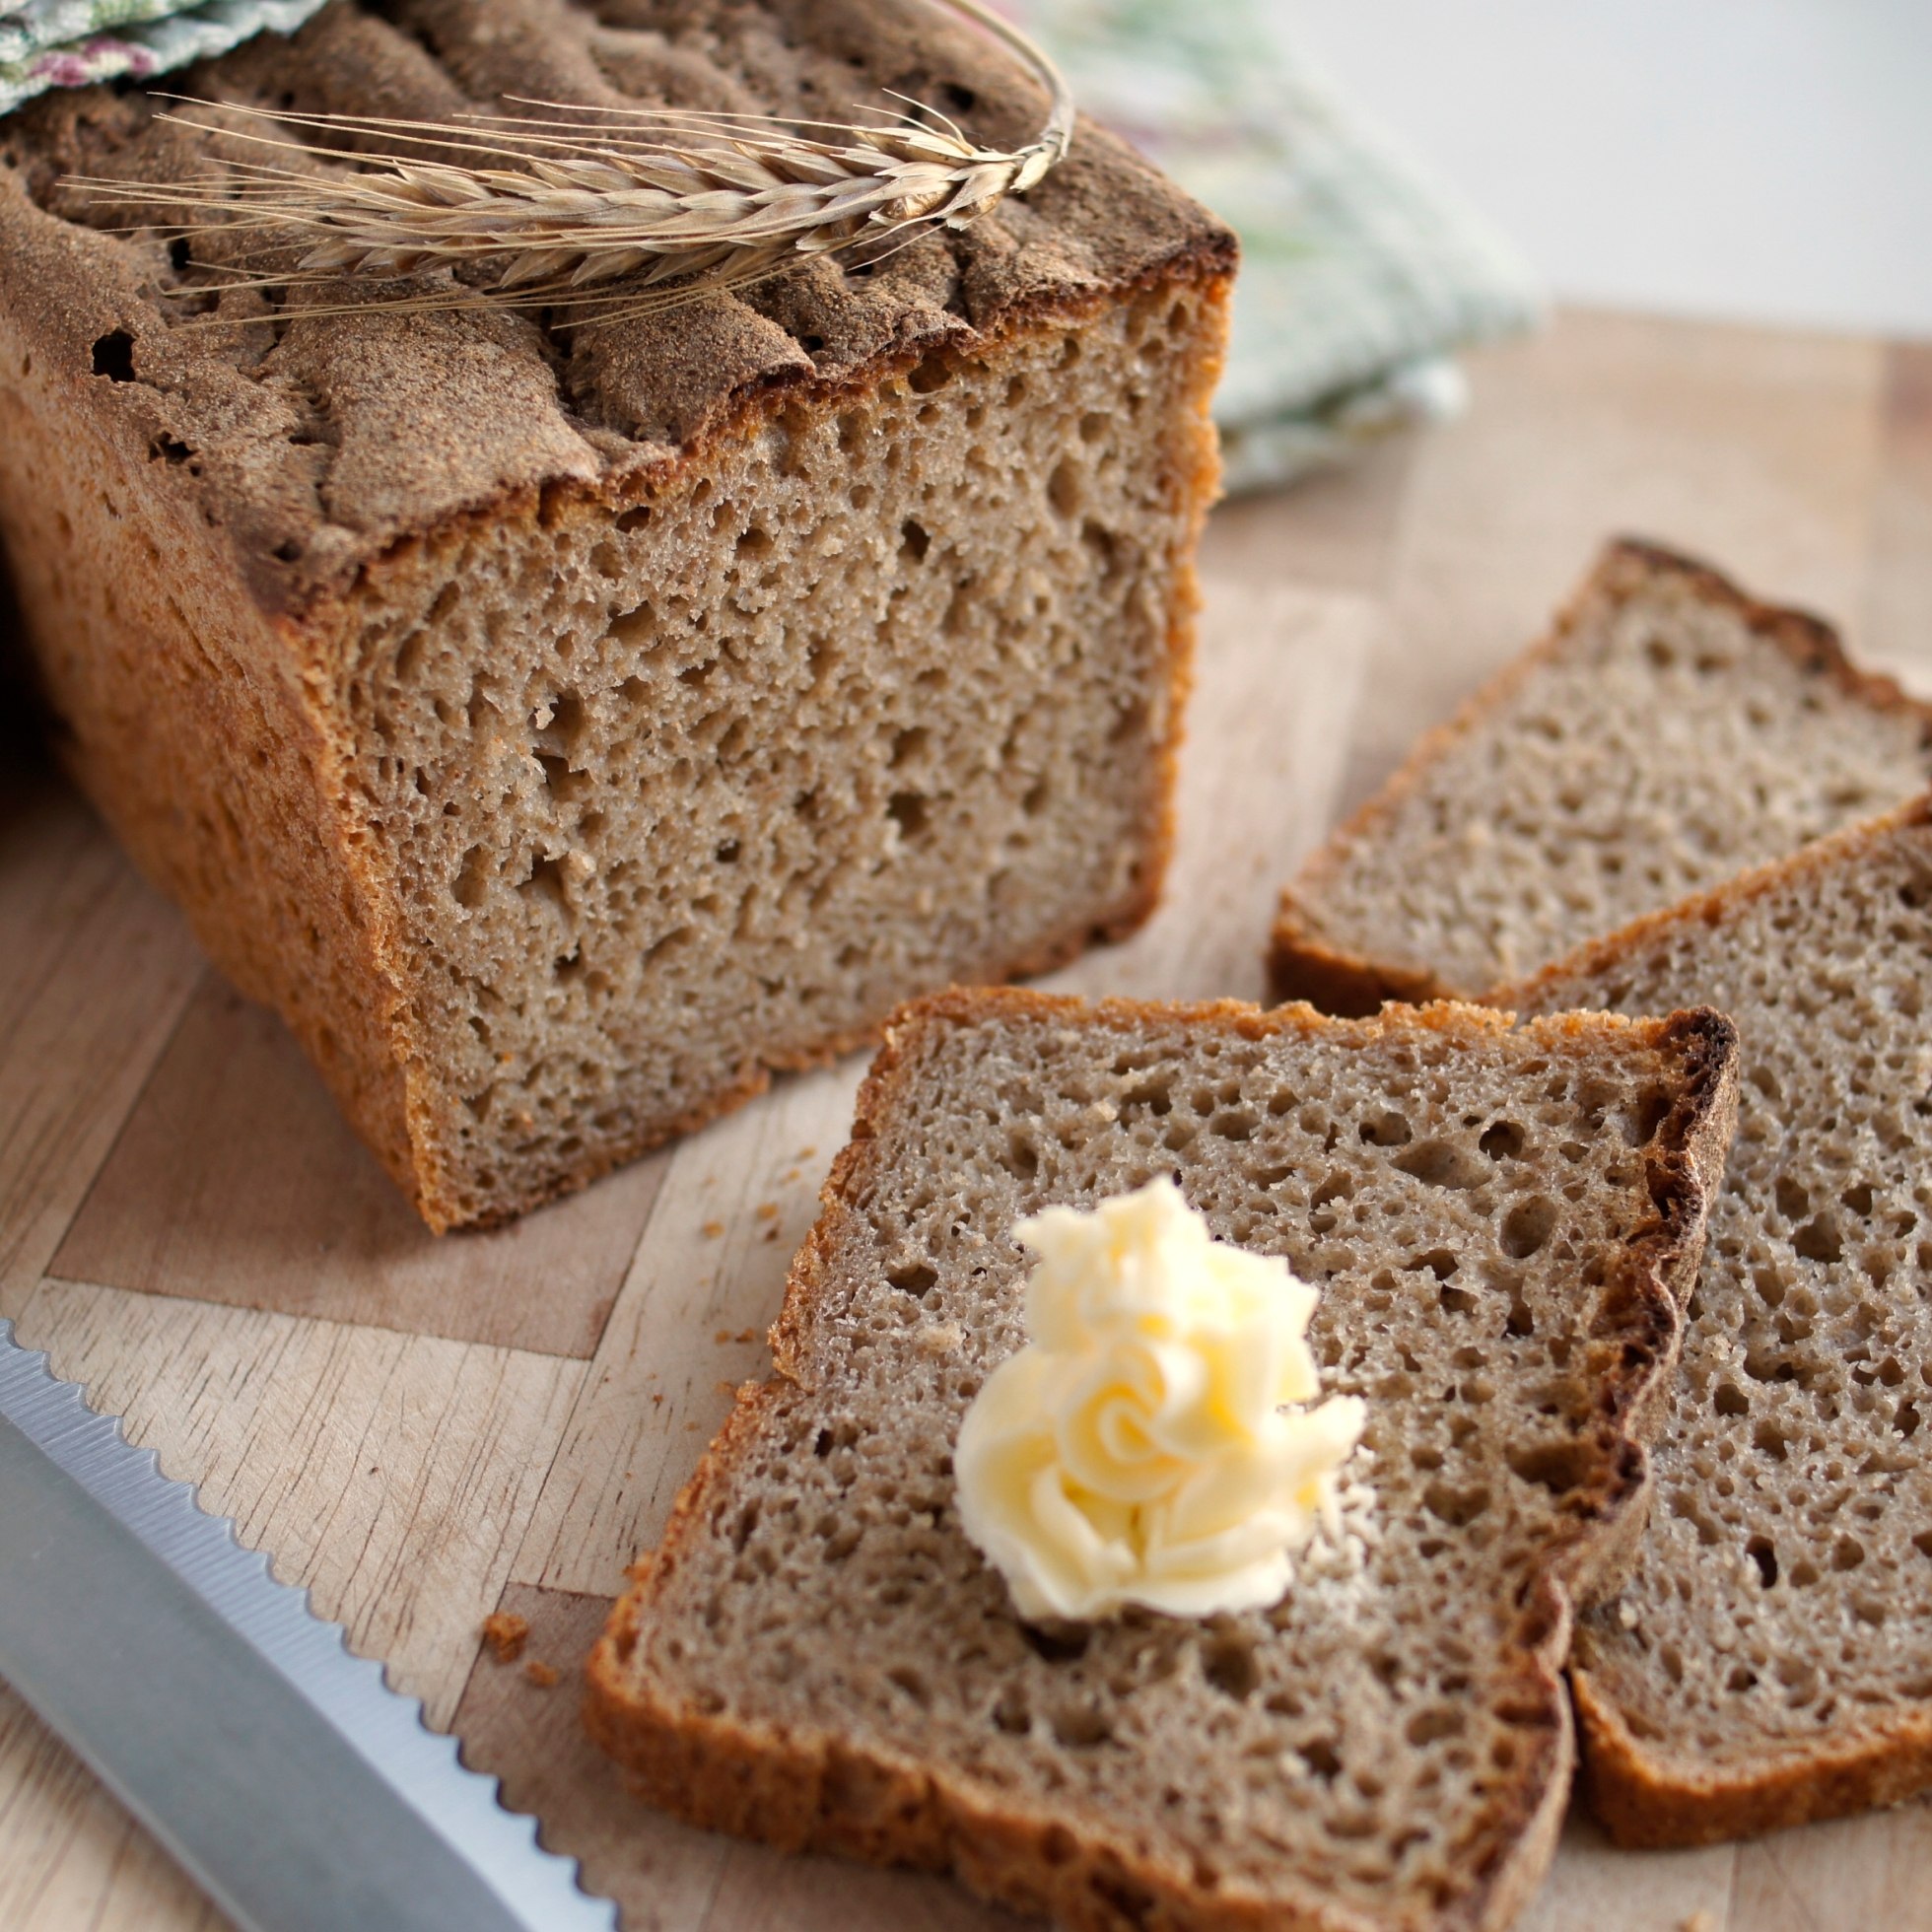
[1271,540,1932,1012]
[1499,797,1932,1845]
[0,0,1233,1229]
[588,989,1738,1932]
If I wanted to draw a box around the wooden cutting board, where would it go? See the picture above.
[4,308,1931,1932]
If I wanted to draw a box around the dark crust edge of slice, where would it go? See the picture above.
[1267,536,1932,1013]
[1569,1667,1932,1851]
[583,986,1739,1932]
[1486,791,1932,1847]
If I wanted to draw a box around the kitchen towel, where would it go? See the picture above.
[1002,0,1545,489]
[0,0,326,118]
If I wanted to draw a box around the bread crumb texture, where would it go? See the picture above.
[480,1610,529,1664]
[589,990,1738,1932]
[1507,799,1932,1843]
[1276,542,1932,1006]
[0,0,1233,1228]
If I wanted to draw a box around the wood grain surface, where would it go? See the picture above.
[4,309,1929,1932]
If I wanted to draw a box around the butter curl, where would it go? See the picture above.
[955,1178,1365,1622]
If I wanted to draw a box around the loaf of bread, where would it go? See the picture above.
[588,988,1739,1932]
[0,0,1233,1228]
[1498,798,1932,1845]
[1270,540,1932,1013]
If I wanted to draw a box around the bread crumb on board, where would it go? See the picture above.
[523,1660,560,1689]
[480,1612,528,1664]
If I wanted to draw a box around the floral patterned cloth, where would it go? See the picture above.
[1000,0,1544,490]
[0,0,324,119]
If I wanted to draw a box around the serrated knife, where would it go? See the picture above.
[0,1319,618,1932]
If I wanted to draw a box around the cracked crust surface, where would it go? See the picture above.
[0,0,1232,607]
[588,987,1738,1932]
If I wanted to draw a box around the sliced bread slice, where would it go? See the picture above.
[1497,796,1932,1845]
[1270,540,1932,1013]
[588,988,1737,1932]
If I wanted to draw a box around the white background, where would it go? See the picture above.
[1269,0,1932,339]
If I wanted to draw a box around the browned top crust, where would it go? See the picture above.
[0,0,1234,617]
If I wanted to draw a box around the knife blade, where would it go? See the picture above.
[0,1318,618,1932]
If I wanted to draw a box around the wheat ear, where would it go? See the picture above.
[69,0,1072,319]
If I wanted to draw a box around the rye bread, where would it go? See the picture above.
[587,987,1738,1932]
[1497,796,1932,1845]
[1270,540,1932,1013]
[0,0,1233,1229]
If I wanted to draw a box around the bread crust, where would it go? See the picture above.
[1268,538,1932,1010]
[1488,793,1932,1847]
[0,11,1235,1229]
[587,987,1740,1930]
[1571,1664,1932,1849]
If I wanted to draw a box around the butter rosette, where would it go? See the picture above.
[954,1177,1365,1622]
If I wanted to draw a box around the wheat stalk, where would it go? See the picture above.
[69,0,1072,322]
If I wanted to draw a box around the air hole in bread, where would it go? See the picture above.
[1202,1635,1261,1702]
[1409,1706,1467,1750]
[886,1665,932,1707]
[1423,1482,1490,1528]
[1021,1623,1090,1666]
[1393,1140,1487,1192]
[1500,1198,1557,1260]
[886,1261,938,1299]
[1505,1439,1592,1495]
[1793,1215,1843,1265]
[1048,458,1083,519]
[1049,1703,1113,1749]
[91,330,136,381]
